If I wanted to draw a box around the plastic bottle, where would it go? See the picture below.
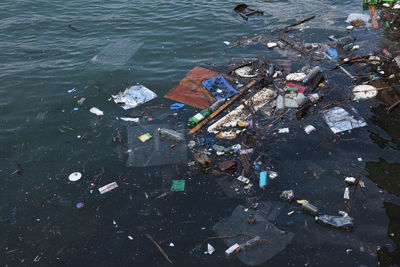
[302,202,319,215]
[303,66,322,84]
[336,36,356,46]
[209,99,225,112]
[259,171,267,189]
[268,64,275,77]
[315,214,354,229]
[309,93,320,103]
[188,108,212,128]
[158,128,184,142]
[276,95,284,110]
[238,236,261,251]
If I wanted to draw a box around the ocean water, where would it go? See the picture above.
[1,0,400,266]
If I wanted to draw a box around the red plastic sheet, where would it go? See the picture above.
[165,66,235,109]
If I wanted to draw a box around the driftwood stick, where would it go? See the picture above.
[228,34,263,49]
[189,80,256,135]
[386,99,400,114]
[146,234,174,264]
[283,15,316,32]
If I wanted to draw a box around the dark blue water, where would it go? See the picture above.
[1,0,400,266]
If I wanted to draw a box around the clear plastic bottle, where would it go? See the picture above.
[315,214,354,229]
[303,66,322,84]
[238,236,261,251]
[302,202,319,215]
[158,128,184,142]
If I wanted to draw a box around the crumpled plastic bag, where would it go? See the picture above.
[112,85,157,110]
[345,13,371,26]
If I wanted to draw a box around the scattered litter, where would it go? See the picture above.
[280,190,294,202]
[128,236,134,240]
[170,103,185,109]
[112,85,157,110]
[234,66,258,78]
[353,85,377,101]
[67,88,76,93]
[225,243,240,255]
[288,211,295,216]
[98,182,119,194]
[237,176,250,184]
[357,157,362,162]
[267,42,277,48]
[269,171,278,179]
[159,128,184,142]
[207,243,215,255]
[304,125,316,134]
[344,187,350,200]
[169,242,175,247]
[90,107,104,116]
[321,106,367,134]
[138,133,152,142]
[394,3,400,9]
[90,39,143,66]
[171,180,185,191]
[315,214,354,229]
[297,199,308,205]
[77,97,86,105]
[76,202,84,209]
[278,128,289,134]
[359,180,366,188]
[202,75,238,100]
[302,202,319,215]
[224,41,231,45]
[120,117,139,122]
[216,131,237,139]
[259,171,267,189]
[239,148,253,155]
[346,13,370,26]
[286,73,307,82]
[345,177,356,185]
[68,172,82,182]
[346,25,354,30]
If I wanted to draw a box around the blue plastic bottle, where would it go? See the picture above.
[259,171,267,189]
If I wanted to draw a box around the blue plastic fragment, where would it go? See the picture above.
[201,75,238,100]
[200,137,214,149]
[327,48,338,59]
[73,107,79,111]
[170,103,185,109]
[259,171,267,189]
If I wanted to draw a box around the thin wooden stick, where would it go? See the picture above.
[283,15,316,32]
[189,80,256,135]
[228,34,263,49]
[355,86,391,93]
[146,234,174,264]
[386,99,400,114]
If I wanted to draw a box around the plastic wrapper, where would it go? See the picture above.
[321,105,367,134]
[112,85,157,110]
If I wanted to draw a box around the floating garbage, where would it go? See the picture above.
[344,187,350,200]
[112,85,157,110]
[202,75,238,100]
[278,128,289,134]
[98,182,119,194]
[76,202,84,209]
[90,39,143,66]
[90,107,104,116]
[171,180,185,191]
[138,133,152,142]
[208,88,277,132]
[321,106,367,134]
[286,73,307,82]
[120,117,139,122]
[234,66,258,78]
[216,131,237,139]
[345,177,356,185]
[267,42,277,48]
[280,190,294,202]
[353,85,378,101]
[346,13,370,26]
[158,128,184,142]
[302,202,319,215]
[207,244,215,255]
[315,214,354,230]
[68,172,82,182]
[213,204,294,265]
[304,125,316,134]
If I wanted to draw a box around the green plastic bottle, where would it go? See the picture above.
[188,108,212,128]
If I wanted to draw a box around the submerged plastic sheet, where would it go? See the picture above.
[201,75,238,100]
[126,123,187,167]
[321,105,367,134]
[213,204,294,265]
[112,85,157,110]
[90,40,143,66]
[164,66,235,109]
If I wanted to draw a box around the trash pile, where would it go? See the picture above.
[59,4,400,265]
